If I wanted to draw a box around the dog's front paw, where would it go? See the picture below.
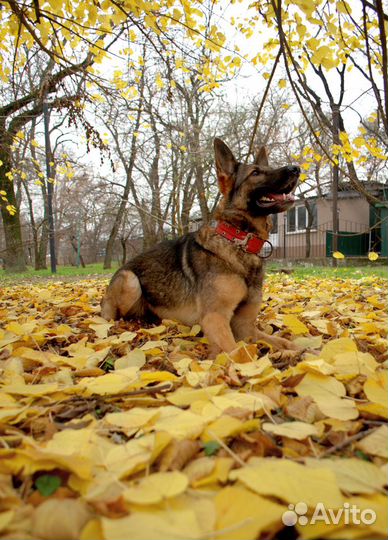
[254,330,300,352]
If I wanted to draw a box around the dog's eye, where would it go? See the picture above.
[251,170,260,176]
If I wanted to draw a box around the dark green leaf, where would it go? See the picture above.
[35,474,61,497]
[354,450,371,462]
[203,441,221,456]
[101,358,115,372]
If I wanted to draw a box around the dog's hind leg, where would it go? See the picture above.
[101,270,142,320]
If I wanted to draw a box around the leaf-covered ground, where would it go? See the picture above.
[0,274,387,540]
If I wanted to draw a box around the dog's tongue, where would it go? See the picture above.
[269,193,295,202]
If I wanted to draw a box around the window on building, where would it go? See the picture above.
[297,206,307,230]
[287,207,296,232]
[287,203,317,232]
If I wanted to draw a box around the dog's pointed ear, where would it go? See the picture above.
[214,138,238,196]
[255,146,269,166]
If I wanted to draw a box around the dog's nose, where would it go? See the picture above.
[287,165,300,176]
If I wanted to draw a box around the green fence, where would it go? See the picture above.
[326,231,369,257]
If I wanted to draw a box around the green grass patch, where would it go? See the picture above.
[267,263,388,279]
[1,261,386,285]
[0,263,119,284]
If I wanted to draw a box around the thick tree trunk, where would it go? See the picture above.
[0,146,26,272]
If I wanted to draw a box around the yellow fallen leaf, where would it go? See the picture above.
[283,314,309,335]
[298,493,387,539]
[0,407,26,422]
[231,458,343,508]
[31,498,92,540]
[355,425,388,458]
[167,384,224,406]
[139,371,179,384]
[152,406,206,439]
[320,337,358,362]
[123,471,188,504]
[105,408,159,430]
[309,319,331,335]
[331,351,378,376]
[102,508,203,540]
[184,457,215,485]
[0,332,19,348]
[114,349,146,369]
[357,321,382,335]
[0,446,92,480]
[0,510,15,534]
[80,519,104,540]
[229,343,258,363]
[140,340,167,351]
[105,433,171,479]
[5,321,37,336]
[364,370,388,407]
[185,370,210,387]
[295,358,335,375]
[76,367,139,395]
[357,402,388,419]
[215,486,285,540]
[295,372,358,420]
[52,323,73,337]
[141,324,167,335]
[204,417,260,443]
[110,330,137,343]
[0,382,59,396]
[305,458,386,494]
[201,415,243,442]
[88,319,113,338]
[263,421,318,440]
[366,294,385,309]
[192,457,233,488]
[211,391,277,414]
[233,356,272,377]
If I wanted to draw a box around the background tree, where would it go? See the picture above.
[244,0,387,203]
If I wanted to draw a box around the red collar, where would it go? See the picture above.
[215,221,272,256]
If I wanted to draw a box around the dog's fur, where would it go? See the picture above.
[101,139,300,356]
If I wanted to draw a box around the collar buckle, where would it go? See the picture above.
[234,232,254,248]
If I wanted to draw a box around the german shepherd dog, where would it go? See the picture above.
[101,139,300,356]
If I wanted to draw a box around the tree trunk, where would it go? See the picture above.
[0,144,26,272]
[36,222,49,269]
[103,71,145,269]
[70,236,86,267]
[120,236,127,265]
[190,125,209,223]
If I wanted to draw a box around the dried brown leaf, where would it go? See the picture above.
[158,439,200,472]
